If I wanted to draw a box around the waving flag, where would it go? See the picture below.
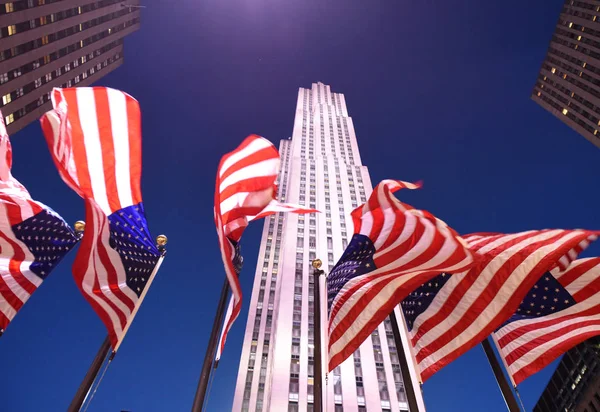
[401,230,598,382]
[327,180,478,371]
[215,135,316,357]
[40,87,162,350]
[493,257,600,385]
[0,111,77,334]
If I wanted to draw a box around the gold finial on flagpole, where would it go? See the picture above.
[74,220,86,232]
[312,259,322,269]
[156,235,168,247]
[74,221,86,240]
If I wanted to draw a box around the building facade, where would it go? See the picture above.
[232,83,413,412]
[532,0,600,148]
[0,0,141,135]
[534,337,600,412]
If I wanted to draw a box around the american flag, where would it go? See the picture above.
[493,257,600,385]
[327,180,478,371]
[40,87,162,350]
[401,230,598,382]
[0,111,77,334]
[215,135,316,358]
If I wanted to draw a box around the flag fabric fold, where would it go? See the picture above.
[215,135,317,358]
[493,257,600,385]
[327,179,479,371]
[0,110,77,334]
[401,230,598,382]
[40,87,161,349]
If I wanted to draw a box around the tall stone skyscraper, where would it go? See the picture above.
[532,0,600,148]
[0,0,141,135]
[232,83,413,412]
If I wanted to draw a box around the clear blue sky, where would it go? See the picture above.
[1,0,599,411]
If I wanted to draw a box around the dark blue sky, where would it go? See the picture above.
[1,0,599,410]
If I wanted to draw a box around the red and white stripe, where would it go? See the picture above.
[409,229,599,382]
[73,199,139,347]
[40,87,153,349]
[215,135,316,358]
[40,87,142,213]
[328,180,478,371]
[214,297,234,362]
[493,257,600,385]
[0,111,51,331]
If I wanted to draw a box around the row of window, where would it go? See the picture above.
[300,110,355,163]
[0,4,135,62]
[0,15,134,88]
[3,49,121,126]
[542,64,600,120]
[0,0,122,39]
[537,65,600,137]
[0,0,62,16]
[1,37,123,110]
[563,2,600,22]
[241,143,294,412]
[536,85,599,139]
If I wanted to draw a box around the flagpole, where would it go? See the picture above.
[481,338,521,412]
[312,259,325,412]
[67,336,112,412]
[192,240,243,412]
[389,309,421,412]
[68,225,168,412]
[68,221,112,412]
[191,278,230,412]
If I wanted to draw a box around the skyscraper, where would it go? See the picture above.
[232,83,413,412]
[0,0,141,135]
[532,0,600,149]
[534,337,600,412]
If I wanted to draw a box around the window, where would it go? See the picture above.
[2,94,11,105]
[5,113,14,124]
[7,25,16,36]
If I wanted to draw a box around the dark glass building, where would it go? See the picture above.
[532,0,600,149]
[0,0,141,135]
[534,337,600,412]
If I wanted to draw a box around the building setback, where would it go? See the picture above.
[0,0,141,135]
[232,83,412,412]
[532,0,600,148]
